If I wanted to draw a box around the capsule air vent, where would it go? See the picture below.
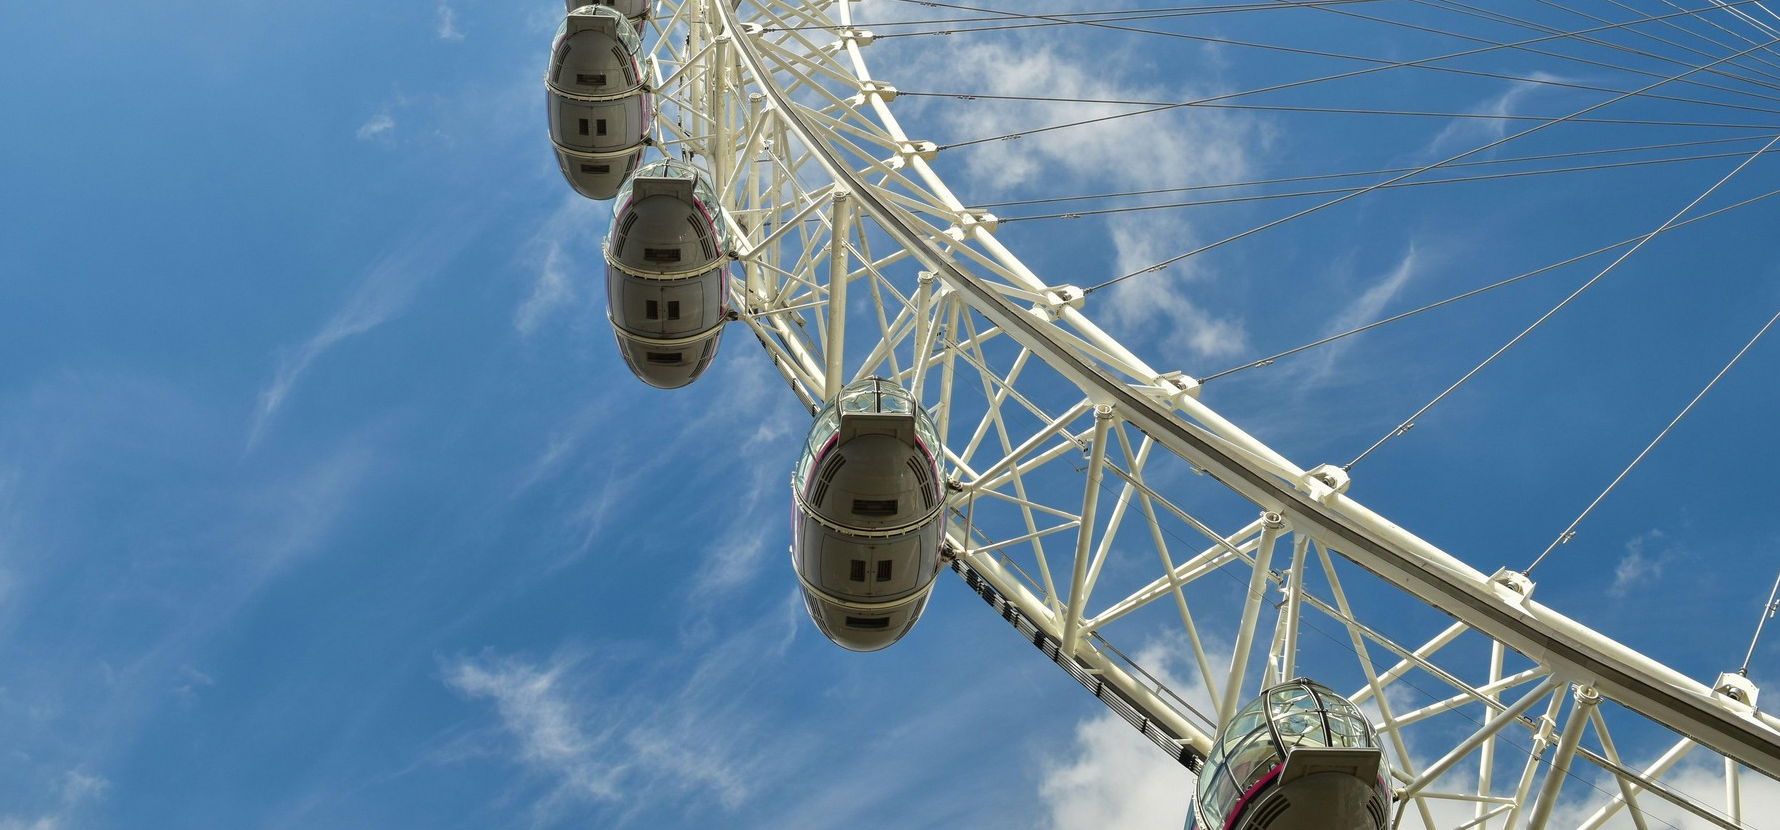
[686,216,716,259]
[615,214,638,250]
[809,453,847,507]
[644,351,682,364]
[1365,794,1386,830]
[852,499,898,517]
[576,73,606,86]
[643,247,682,263]
[579,163,611,174]
[1247,795,1291,829]
[844,616,890,630]
[905,457,934,509]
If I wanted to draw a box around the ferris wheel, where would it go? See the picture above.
[549,1,1780,827]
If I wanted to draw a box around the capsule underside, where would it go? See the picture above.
[792,403,946,651]
[606,268,725,388]
[605,171,728,387]
[548,8,649,199]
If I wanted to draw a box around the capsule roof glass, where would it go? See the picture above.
[557,5,642,56]
[1193,679,1387,827]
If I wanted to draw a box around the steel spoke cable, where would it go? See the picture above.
[1526,300,1780,572]
[1191,182,1780,384]
[761,0,1391,31]
[1509,0,1780,89]
[1086,36,1780,296]
[1297,0,1780,107]
[1741,570,1780,676]
[1347,130,1780,472]
[1433,0,1780,90]
[962,133,1780,209]
[1050,431,1731,830]
[996,143,1780,221]
[1633,0,1780,70]
[902,89,1780,130]
[930,1,1780,155]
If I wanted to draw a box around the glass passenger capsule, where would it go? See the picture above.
[790,378,947,651]
[564,0,651,23]
[1187,679,1392,830]
[604,158,730,388]
[547,5,651,200]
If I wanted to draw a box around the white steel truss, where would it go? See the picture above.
[627,1,1780,827]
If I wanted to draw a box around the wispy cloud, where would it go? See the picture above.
[248,225,467,449]
[891,26,1263,365]
[513,195,604,337]
[436,3,464,42]
[1292,245,1421,385]
[1609,529,1676,599]
[355,110,395,141]
[1427,73,1563,157]
[441,594,803,824]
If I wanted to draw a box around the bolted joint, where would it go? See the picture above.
[1092,403,1116,420]
[1573,685,1601,707]
[848,80,897,106]
[1487,568,1536,604]
[833,28,875,47]
[1715,672,1761,710]
[1262,510,1286,530]
[885,140,939,171]
[1303,463,1351,504]
[1156,371,1201,402]
[1029,284,1084,321]
[945,210,997,241]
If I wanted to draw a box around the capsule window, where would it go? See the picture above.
[643,248,682,263]
[852,499,898,516]
[645,351,682,364]
[579,163,610,174]
[844,616,890,630]
[876,561,892,582]
[666,300,681,320]
[576,73,607,86]
[578,118,590,136]
[849,560,866,582]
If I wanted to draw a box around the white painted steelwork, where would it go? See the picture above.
[620,2,1780,827]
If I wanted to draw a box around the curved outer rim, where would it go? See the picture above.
[712,0,1780,783]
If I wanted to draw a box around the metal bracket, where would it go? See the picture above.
[848,80,898,106]
[1303,463,1351,504]
[1156,371,1201,403]
[1028,284,1083,321]
[1488,568,1537,605]
[885,140,939,170]
[826,28,874,50]
[1715,672,1761,710]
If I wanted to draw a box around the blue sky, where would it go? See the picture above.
[2,1,1779,828]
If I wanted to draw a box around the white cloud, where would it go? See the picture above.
[1427,73,1563,157]
[1293,246,1421,385]
[436,3,464,42]
[1609,529,1673,599]
[355,111,395,141]
[442,596,802,823]
[885,27,1263,365]
[248,225,467,448]
[1040,710,1197,830]
[1038,639,1208,830]
[515,240,576,336]
[513,195,604,336]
